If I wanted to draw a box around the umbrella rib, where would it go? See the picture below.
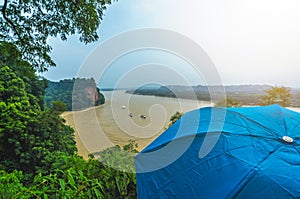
[292,144,300,153]
[232,171,295,198]
[226,109,281,136]
[224,120,270,132]
[198,144,255,166]
[260,172,298,198]
[222,131,277,140]
[229,145,284,198]
[290,122,300,137]
[280,108,288,136]
[202,131,281,169]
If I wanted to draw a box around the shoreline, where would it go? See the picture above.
[61,104,105,117]
[61,104,105,159]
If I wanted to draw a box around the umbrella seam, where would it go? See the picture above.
[229,145,284,198]
[280,106,288,136]
[225,109,281,137]
[222,131,276,140]
[260,172,296,198]
[222,120,272,134]
[290,121,300,137]
[141,131,280,154]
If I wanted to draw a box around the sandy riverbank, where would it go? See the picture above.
[61,105,103,159]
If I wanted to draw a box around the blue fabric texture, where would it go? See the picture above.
[135,105,300,198]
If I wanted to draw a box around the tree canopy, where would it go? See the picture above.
[168,111,183,127]
[0,0,112,71]
[214,97,242,108]
[45,78,105,111]
[0,65,77,174]
[259,86,291,107]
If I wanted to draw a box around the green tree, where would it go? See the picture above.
[0,170,30,198]
[45,78,105,111]
[215,97,242,108]
[0,0,113,71]
[0,65,76,175]
[259,86,291,107]
[0,66,39,174]
[92,141,138,198]
[0,65,39,172]
[51,100,67,113]
[0,141,138,199]
[168,111,183,127]
[0,42,48,109]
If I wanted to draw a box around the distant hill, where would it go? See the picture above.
[126,84,300,107]
[45,78,105,111]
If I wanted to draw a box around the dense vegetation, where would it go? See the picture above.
[45,79,105,111]
[215,97,242,108]
[127,86,211,101]
[0,43,137,198]
[169,112,183,127]
[127,85,299,107]
[259,86,291,107]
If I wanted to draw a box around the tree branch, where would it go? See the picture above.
[1,0,24,45]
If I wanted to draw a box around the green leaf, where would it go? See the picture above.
[59,179,65,191]
[94,188,103,198]
[67,170,76,189]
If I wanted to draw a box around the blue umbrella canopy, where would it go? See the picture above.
[135,105,300,198]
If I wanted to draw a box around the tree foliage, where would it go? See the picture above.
[0,65,39,172]
[0,0,112,71]
[0,45,76,174]
[0,65,76,175]
[45,78,105,111]
[214,97,242,108]
[0,42,48,109]
[168,111,183,127]
[0,142,138,199]
[259,86,291,107]
[51,100,67,113]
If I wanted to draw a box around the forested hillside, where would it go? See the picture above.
[45,79,105,111]
[127,85,300,107]
[0,42,137,198]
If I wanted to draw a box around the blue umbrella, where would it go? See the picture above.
[135,105,300,198]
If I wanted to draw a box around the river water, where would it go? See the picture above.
[66,90,213,155]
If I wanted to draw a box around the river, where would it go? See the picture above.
[62,90,213,158]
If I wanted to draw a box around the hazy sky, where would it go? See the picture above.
[43,0,300,87]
